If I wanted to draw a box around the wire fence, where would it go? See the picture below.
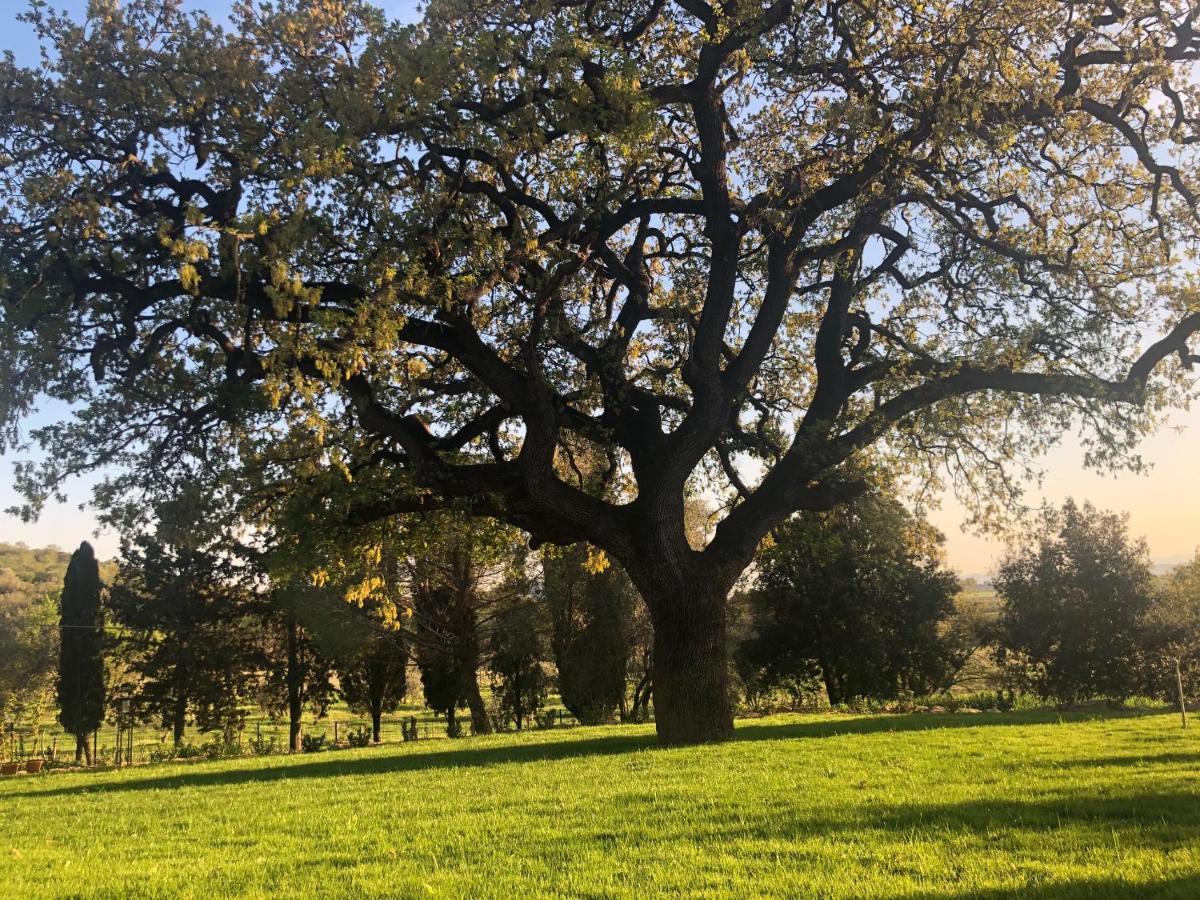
[1,707,590,771]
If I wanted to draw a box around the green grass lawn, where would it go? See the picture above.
[2,710,1199,897]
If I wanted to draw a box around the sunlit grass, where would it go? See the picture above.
[2,710,1199,897]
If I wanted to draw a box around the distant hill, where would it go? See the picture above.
[0,542,117,598]
[960,554,1193,586]
[0,542,74,590]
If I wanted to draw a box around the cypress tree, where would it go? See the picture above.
[57,541,106,764]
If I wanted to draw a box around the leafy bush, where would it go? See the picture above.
[346,727,372,748]
[401,717,420,742]
[147,743,178,763]
[249,731,281,756]
[300,733,326,753]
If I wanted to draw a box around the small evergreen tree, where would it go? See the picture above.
[488,597,548,731]
[542,546,632,724]
[338,628,408,743]
[109,531,265,746]
[412,580,486,738]
[261,601,337,753]
[57,542,106,763]
[406,514,525,736]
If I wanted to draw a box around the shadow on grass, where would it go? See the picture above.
[1038,751,1200,770]
[733,706,1164,742]
[922,873,1200,899]
[2,707,1170,801]
[665,785,1200,893]
[6,730,658,799]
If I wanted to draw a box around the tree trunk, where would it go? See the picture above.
[369,677,384,743]
[637,680,653,723]
[287,618,303,753]
[75,733,88,765]
[647,582,734,745]
[467,679,492,735]
[172,693,187,746]
[822,669,842,707]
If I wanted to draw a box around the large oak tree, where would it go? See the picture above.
[4,0,1200,743]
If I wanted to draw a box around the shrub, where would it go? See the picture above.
[249,730,281,756]
[401,717,420,742]
[300,733,326,753]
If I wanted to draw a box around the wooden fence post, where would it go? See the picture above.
[1176,658,1188,730]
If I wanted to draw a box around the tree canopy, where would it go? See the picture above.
[739,490,961,704]
[4,0,1200,742]
[109,502,266,745]
[995,499,1156,705]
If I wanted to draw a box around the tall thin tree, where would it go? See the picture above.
[57,542,106,764]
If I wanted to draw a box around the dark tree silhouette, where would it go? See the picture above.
[338,629,408,744]
[739,493,960,704]
[411,578,490,738]
[543,546,635,725]
[488,596,548,731]
[995,499,1155,705]
[57,542,106,764]
[109,530,265,746]
[261,602,337,753]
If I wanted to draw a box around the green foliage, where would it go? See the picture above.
[108,503,267,744]
[337,629,408,742]
[56,542,106,753]
[488,596,549,731]
[995,499,1156,705]
[0,567,57,726]
[1142,552,1200,702]
[5,0,1200,747]
[300,733,327,753]
[542,545,635,725]
[0,543,72,588]
[260,610,337,730]
[0,543,115,730]
[740,492,962,704]
[407,513,525,736]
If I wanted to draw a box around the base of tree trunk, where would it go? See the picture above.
[467,683,492,735]
[653,671,734,745]
[650,594,735,746]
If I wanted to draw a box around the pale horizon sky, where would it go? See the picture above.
[1,0,1197,575]
[926,402,1200,576]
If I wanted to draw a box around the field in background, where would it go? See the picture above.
[3,710,1199,897]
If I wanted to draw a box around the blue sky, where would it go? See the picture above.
[1,0,1197,573]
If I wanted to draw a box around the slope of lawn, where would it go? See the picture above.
[2,710,1200,898]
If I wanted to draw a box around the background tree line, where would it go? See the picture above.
[6,486,1200,761]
